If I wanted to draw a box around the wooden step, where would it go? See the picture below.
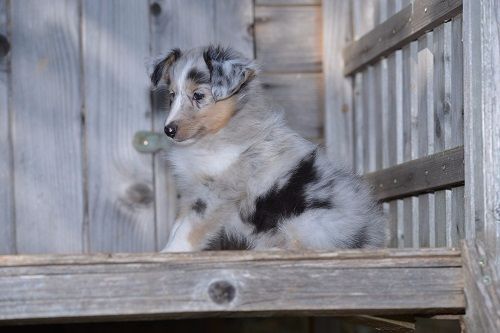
[0,248,465,324]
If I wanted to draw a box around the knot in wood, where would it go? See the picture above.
[0,34,10,58]
[208,280,236,304]
[126,183,153,206]
[150,2,162,16]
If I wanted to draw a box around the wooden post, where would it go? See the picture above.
[463,0,500,330]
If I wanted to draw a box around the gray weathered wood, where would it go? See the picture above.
[402,41,419,248]
[322,0,352,165]
[463,240,500,331]
[365,147,464,202]
[10,0,84,253]
[261,73,323,140]
[464,0,500,264]
[352,0,377,39]
[0,0,15,254]
[83,0,155,253]
[343,0,463,75]
[363,66,376,173]
[256,0,320,5]
[255,5,322,73]
[417,32,434,248]
[450,16,464,245]
[0,248,464,324]
[150,0,254,250]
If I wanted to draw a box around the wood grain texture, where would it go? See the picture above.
[0,248,464,324]
[365,147,464,202]
[261,73,323,140]
[256,0,321,5]
[463,241,500,332]
[83,0,155,253]
[387,50,404,248]
[255,5,322,73]
[151,0,254,250]
[0,0,15,254]
[343,0,463,75]
[10,0,84,254]
[463,0,500,260]
[322,0,352,164]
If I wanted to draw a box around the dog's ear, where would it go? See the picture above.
[148,48,182,87]
[203,45,257,101]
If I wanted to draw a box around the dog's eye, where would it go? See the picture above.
[193,92,204,102]
[168,91,175,105]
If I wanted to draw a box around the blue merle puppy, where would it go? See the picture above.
[148,45,387,252]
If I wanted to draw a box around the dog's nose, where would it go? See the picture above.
[164,122,178,138]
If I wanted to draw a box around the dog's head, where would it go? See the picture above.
[149,45,257,144]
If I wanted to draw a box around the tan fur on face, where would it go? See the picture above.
[187,214,220,248]
[175,96,237,141]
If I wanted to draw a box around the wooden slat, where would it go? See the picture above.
[417,32,434,248]
[450,16,465,245]
[463,241,500,332]
[0,0,15,254]
[0,248,464,324]
[83,0,155,253]
[10,0,84,253]
[256,0,320,5]
[322,0,352,164]
[255,5,322,73]
[343,0,463,75]
[150,0,254,250]
[261,73,323,140]
[365,147,465,202]
[402,41,419,248]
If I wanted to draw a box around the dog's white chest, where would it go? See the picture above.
[171,145,243,178]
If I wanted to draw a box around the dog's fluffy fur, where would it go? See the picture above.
[148,45,387,252]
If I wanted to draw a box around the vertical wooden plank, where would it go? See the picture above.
[10,0,84,254]
[352,0,376,39]
[463,0,484,242]
[353,73,364,174]
[402,41,418,248]
[323,0,353,166]
[83,0,155,252]
[150,0,254,250]
[450,15,465,245]
[433,24,448,248]
[0,0,15,254]
[463,0,500,258]
[417,32,435,248]
[362,66,376,173]
[351,0,376,175]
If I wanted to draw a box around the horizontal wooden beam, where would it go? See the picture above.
[0,248,464,324]
[365,146,464,202]
[343,0,462,75]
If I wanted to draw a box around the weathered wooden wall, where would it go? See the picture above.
[324,0,465,249]
[0,0,323,254]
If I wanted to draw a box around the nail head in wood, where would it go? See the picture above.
[208,280,236,305]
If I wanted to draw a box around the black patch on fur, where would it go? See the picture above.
[351,226,368,248]
[204,228,252,250]
[187,68,210,85]
[192,199,207,215]
[151,48,181,86]
[243,150,330,233]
